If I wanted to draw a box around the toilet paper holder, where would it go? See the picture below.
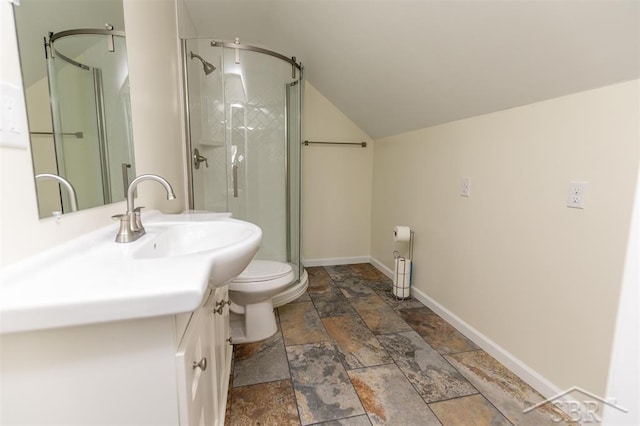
[392,226,414,262]
[392,228,414,300]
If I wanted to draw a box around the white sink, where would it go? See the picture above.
[134,222,252,259]
[135,218,261,287]
[0,211,261,334]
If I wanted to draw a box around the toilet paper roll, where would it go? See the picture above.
[393,226,411,242]
[393,258,411,298]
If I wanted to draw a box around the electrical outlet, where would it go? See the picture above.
[460,177,471,197]
[567,181,587,209]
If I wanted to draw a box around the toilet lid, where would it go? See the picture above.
[234,260,293,283]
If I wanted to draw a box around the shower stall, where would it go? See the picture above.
[183,39,306,299]
[33,27,134,217]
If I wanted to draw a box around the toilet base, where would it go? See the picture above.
[272,269,308,307]
[228,269,308,344]
[229,302,277,344]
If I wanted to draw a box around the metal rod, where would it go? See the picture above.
[47,29,125,65]
[232,164,238,198]
[211,40,302,71]
[31,131,84,138]
[285,82,291,263]
[93,68,112,204]
[409,231,415,263]
[303,140,367,147]
[49,28,125,43]
[182,40,196,211]
[121,163,131,199]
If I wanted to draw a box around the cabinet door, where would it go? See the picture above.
[176,309,216,426]
[212,285,233,425]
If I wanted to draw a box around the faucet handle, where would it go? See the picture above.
[114,214,136,243]
[111,214,125,220]
[132,206,145,233]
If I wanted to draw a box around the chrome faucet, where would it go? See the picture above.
[35,173,79,212]
[114,174,176,243]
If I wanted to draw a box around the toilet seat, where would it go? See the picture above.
[233,260,292,283]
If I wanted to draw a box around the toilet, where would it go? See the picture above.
[228,260,294,344]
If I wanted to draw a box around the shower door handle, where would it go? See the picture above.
[232,164,238,198]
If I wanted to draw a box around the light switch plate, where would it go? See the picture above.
[0,81,28,149]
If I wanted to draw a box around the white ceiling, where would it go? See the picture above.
[182,0,639,139]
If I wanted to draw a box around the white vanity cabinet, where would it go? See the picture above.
[212,285,233,421]
[176,285,232,426]
[0,285,233,426]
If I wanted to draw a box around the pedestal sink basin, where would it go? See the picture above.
[136,215,262,288]
[0,211,261,334]
[135,221,256,259]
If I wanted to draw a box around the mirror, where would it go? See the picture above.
[13,0,135,218]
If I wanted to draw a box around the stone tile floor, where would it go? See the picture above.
[226,264,574,426]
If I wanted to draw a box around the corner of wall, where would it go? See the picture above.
[301,82,374,264]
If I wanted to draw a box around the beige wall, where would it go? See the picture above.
[0,0,185,267]
[371,79,639,395]
[301,82,373,264]
[123,0,186,212]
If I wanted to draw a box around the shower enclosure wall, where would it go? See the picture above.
[183,39,304,287]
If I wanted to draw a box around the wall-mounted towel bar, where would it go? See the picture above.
[303,140,366,147]
[30,131,84,139]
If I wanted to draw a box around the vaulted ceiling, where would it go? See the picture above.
[182,0,639,139]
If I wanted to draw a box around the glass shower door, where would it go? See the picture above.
[46,53,105,212]
[222,47,290,263]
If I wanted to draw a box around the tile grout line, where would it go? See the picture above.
[345,265,496,424]
[389,303,512,423]
[342,265,447,425]
[319,266,373,425]
[332,265,443,424]
[433,333,516,424]
[354,271,508,421]
[276,306,306,426]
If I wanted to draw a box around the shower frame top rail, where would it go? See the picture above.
[49,28,125,43]
[210,40,302,71]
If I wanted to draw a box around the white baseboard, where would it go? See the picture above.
[369,257,394,278]
[369,256,562,401]
[302,256,370,267]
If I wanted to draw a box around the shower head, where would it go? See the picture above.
[189,51,216,75]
